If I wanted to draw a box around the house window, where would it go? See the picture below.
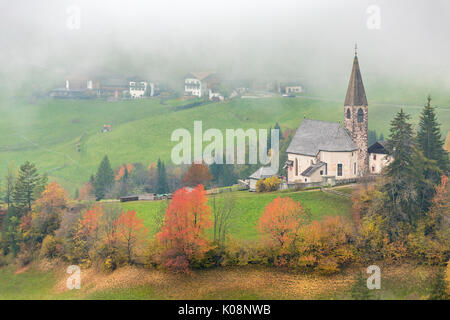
[325,163,328,175]
[320,170,323,175]
[346,108,351,119]
[372,166,375,172]
[354,162,356,175]
[373,154,377,160]
[337,164,343,176]
[295,159,298,176]
[305,178,307,182]
[357,108,364,123]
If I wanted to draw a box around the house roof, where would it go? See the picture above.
[344,55,368,106]
[300,162,326,177]
[249,166,277,179]
[368,141,388,154]
[186,72,215,81]
[286,119,358,156]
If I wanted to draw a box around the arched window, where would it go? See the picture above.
[346,108,351,119]
[357,108,364,123]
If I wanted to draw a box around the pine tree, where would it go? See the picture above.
[3,163,16,209]
[12,161,41,212]
[156,158,169,194]
[383,110,420,237]
[379,132,385,141]
[368,129,377,145]
[417,96,449,175]
[93,155,115,200]
[350,271,372,300]
[429,267,449,300]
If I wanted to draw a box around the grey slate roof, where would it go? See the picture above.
[249,166,277,179]
[300,162,325,177]
[286,119,358,156]
[344,55,368,106]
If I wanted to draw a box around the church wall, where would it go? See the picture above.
[287,153,315,183]
[319,150,359,179]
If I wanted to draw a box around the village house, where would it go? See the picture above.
[285,50,381,185]
[368,141,392,174]
[184,72,220,98]
[129,79,148,98]
[248,166,278,191]
[278,81,303,95]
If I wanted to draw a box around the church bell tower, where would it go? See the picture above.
[344,46,369,175]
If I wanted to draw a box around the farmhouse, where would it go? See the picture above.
[184,72,219,98]
[249,166,278,191]
[368,141,392,174]
[129,79,148,98]
[285,50,380,185]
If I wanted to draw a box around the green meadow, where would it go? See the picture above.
[122,189,352,240]
[0,80,449,194]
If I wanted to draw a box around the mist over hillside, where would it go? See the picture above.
[1,0,450,98]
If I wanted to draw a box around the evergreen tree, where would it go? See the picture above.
[383,110,420,237]
[93,155,115,200]
[368,129,377,146]
[1,207,21,256]
[12,161,41,212]
[3,163,16,209]
[379,132,385,141]
[350,271,372,300]
[156,158,169,194]
[417,96,449,175]
[429,267,449,300]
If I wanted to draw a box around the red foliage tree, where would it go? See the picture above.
[114,210,148,263]
[182,163,213,187]
[258,196,308,253]
[157,184,212,272]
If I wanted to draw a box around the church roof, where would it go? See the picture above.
[344,55,367,106]
[286,119,358,156]
[300,162,326,177]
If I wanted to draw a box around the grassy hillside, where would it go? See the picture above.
[1,91,449,193]
[0,263,438,300]
[122,189,352,240]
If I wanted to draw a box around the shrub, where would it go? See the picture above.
[264,176,280,192]
[255,179,266,192]
[40,235,60,259]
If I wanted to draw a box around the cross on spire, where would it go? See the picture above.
[355,43,358,56]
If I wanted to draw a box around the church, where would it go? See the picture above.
[284,50,383,184]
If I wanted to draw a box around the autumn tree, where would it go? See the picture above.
[28,182,68,243]
[211,192,237,250]
[114,210,148,263]
[182,163,213,188]
[258,197,310,257]
[157,185,212,272]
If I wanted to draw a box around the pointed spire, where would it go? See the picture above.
[344,49,367,106]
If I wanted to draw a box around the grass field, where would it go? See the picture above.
[1,80,449,194]
[121,189,352,240]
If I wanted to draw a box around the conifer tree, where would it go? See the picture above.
[12,161,41,212]
[93,155,115,200]
[156,158,169,194]
[417,96,449,175]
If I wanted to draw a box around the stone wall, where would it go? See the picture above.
[344,105,369,175]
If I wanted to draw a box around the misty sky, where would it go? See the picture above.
[1,0,450,87]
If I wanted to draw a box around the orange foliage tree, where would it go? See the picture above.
[114,210,148,263]
[157,184,212,272]
[182,163,213,187]
[258,197,310,260]
[22,182,68,243]
[115,163,134,181]
[297,216,356,274]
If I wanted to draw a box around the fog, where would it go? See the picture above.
[1,0,450,93]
